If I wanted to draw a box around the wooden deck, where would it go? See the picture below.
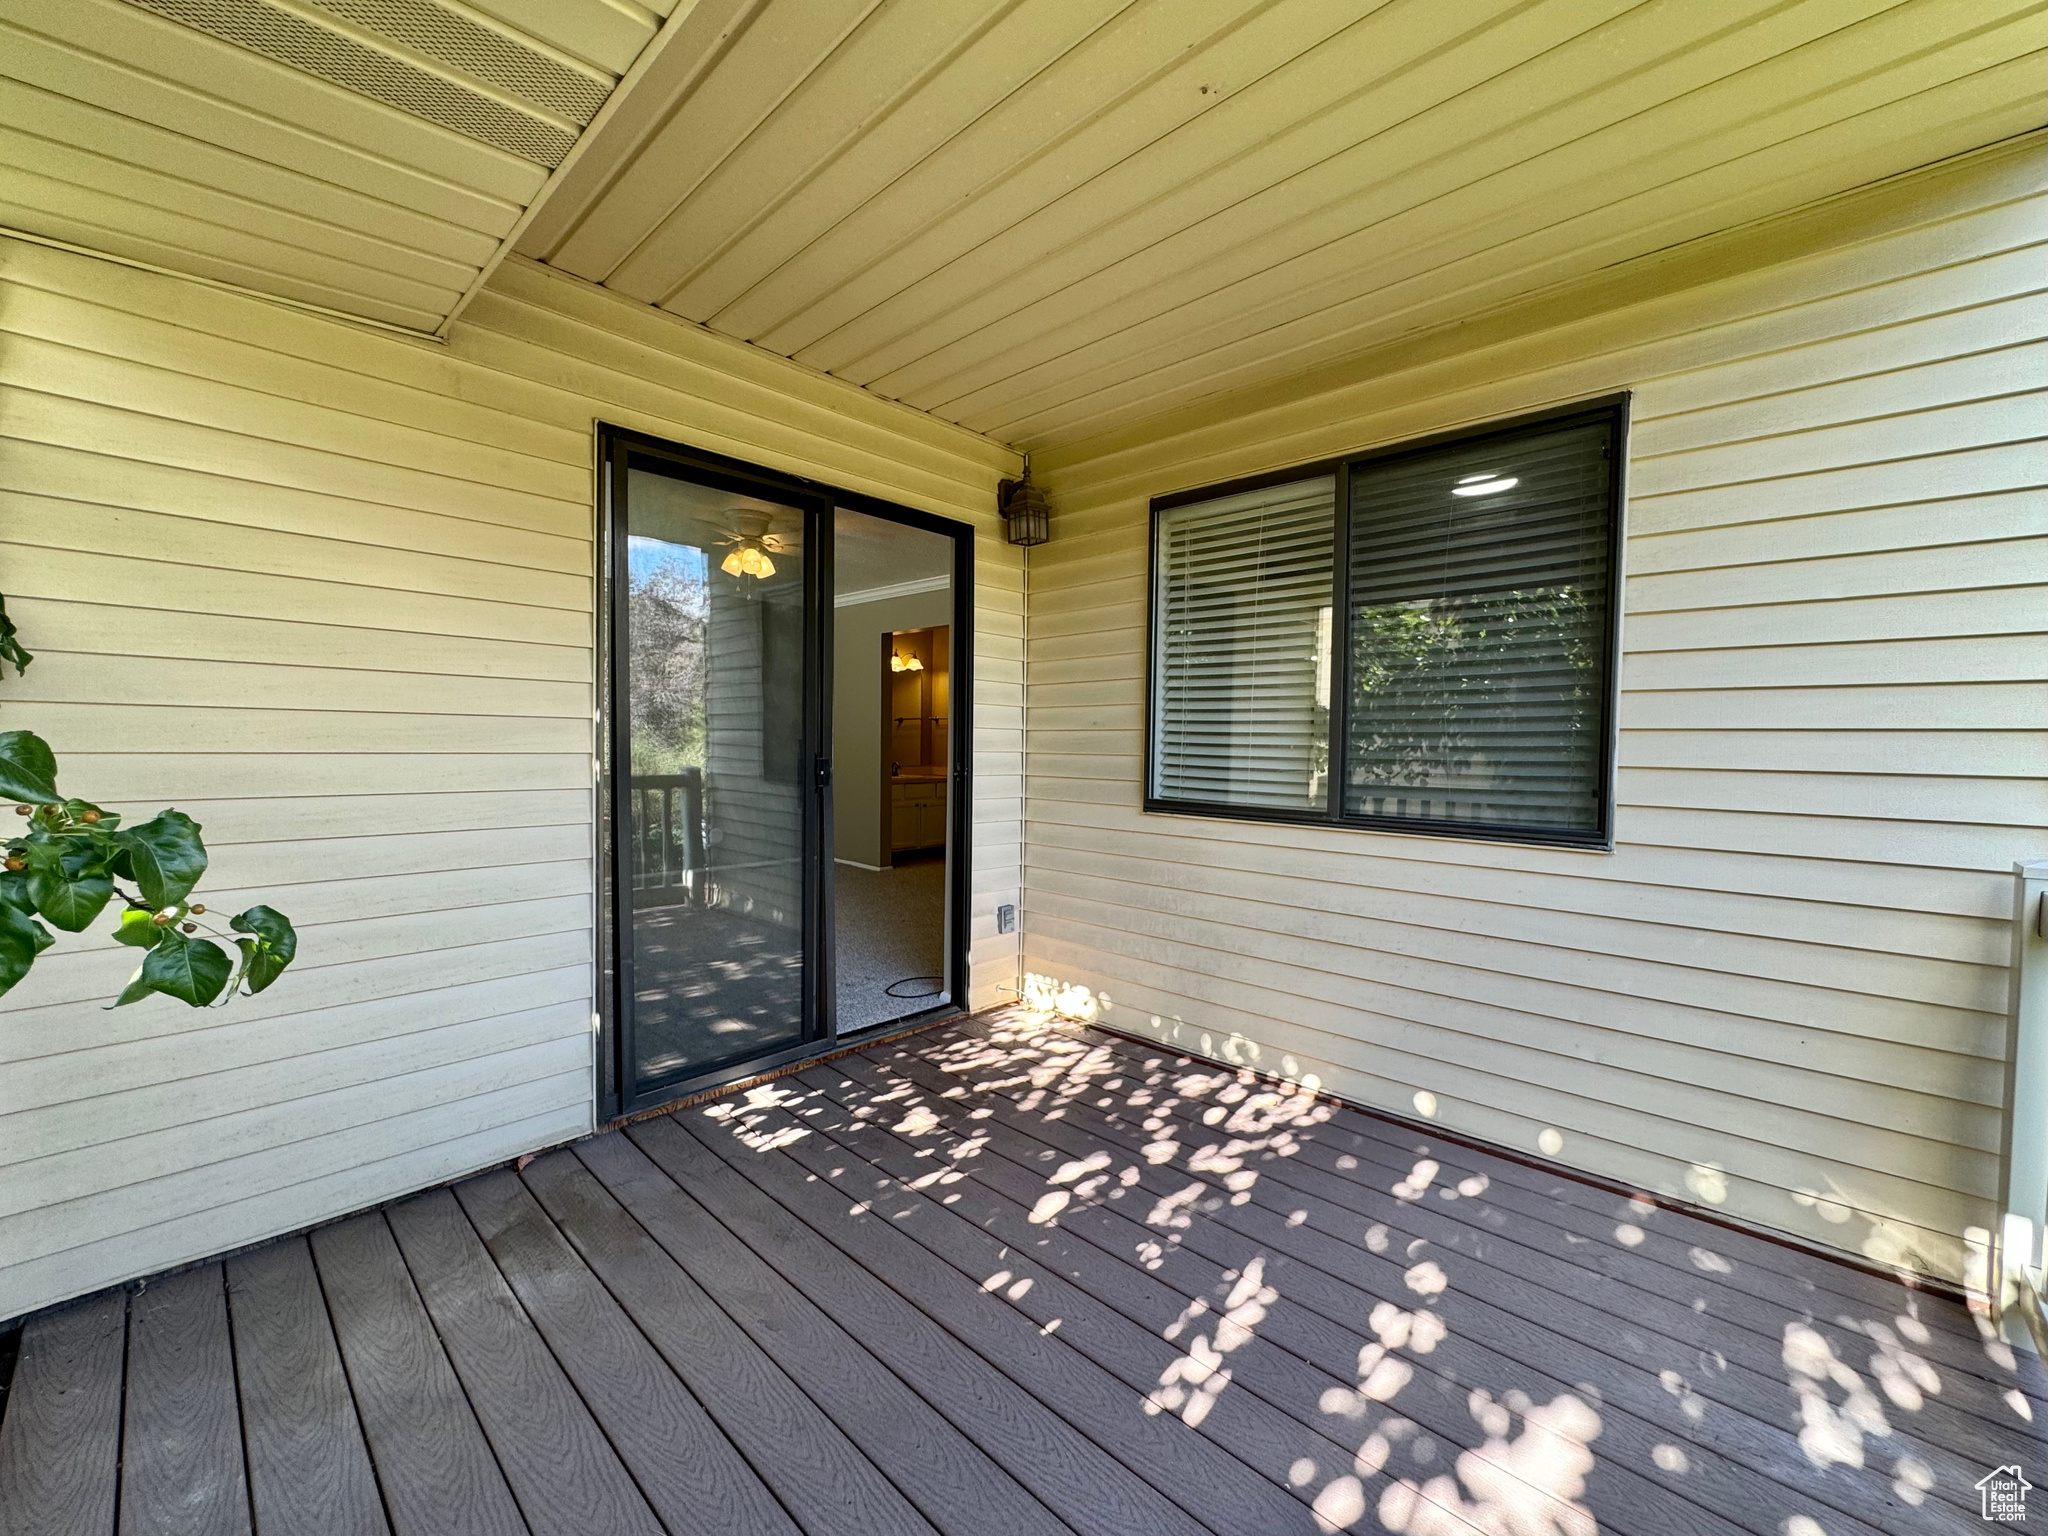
[2,1013,2041,1536]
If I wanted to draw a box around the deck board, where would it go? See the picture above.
[920,1034,2039,1478]
[309,1212,529,1536]
[225,1238,388,1536]
[822,1048,1880,1536]
[801,1054,1760,1536]
[2,1014,2040,1536]
[0,1290,124,1536]
[1291,1091,2033,1401]
[665,1100,1321,1536]
[119,1265,250,1536]
[625,1114,1201,1536]
[964,1021,2048,1464]
[927,1018,2048,1440]
[873,1026,1993,1534]
[383,1190,663,1536]
[553,1137,1060,1536]
[451,1169,799,1536]
[1229,1088,2037,1444]
[778,1065,1523,1536]
[991,1016,2042,1411]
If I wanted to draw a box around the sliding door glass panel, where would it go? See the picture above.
[1151,477,1335,811]
[830,505,955,1032]
[1344,417,1615,833]
[623,466,808,1086]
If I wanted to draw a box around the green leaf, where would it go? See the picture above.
[231,939,258,996]
[140,930,231,1006]
[55,836,105,874]
[0,730,59,806]
[229,905,297,994]
[114,908,163,947]
[30,868,111,932]
[0,591,30,678]
[0,870,33,913]
[115,810,208,908]
[9,832,61,875]
[0,899,53,996]
[110,964,154,1008]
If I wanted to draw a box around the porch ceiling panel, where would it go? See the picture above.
[0,0,680,333]
[521,0,2045,450]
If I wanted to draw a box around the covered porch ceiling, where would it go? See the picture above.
[2,0,2040,451]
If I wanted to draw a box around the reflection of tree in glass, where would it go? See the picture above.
[1349,585,1593,791]
[630,552,708,773]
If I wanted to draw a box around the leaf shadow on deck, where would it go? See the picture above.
[4,1013,2044,1536]
[688,1011,2043,1536]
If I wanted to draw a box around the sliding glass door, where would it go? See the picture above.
[605,440,828,1111]
[600,427,975,1118]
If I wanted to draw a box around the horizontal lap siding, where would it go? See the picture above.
[1023,138,2048,1284]
[0,239,1019,1320]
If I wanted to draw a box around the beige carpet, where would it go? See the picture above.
[833,859,946,1032]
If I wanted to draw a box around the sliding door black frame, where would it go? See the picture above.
[594,422,976,1123]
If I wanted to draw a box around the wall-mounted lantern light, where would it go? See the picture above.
[998,457,1050,547]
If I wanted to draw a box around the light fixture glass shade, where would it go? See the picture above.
[721,545,776,578]
[1002,477,1050,546]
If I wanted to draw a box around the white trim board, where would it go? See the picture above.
[835,575,951,608]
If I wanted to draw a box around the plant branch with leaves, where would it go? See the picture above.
[0,594,297,1006]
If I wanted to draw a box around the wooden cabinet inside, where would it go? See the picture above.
[889,780,946,853]
[885,625,949,860]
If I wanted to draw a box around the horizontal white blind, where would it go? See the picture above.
[1152,477,1334,810]
[1344,417,1615,834]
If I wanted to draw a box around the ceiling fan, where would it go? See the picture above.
[713,509,793,579]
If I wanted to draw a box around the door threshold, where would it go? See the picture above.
[607,1008,969,1130]
[837,999,957,1039]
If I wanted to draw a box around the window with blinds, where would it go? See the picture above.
[1145,399,1623,846]
[1151,477,1334,812]
[1345,415,1616,836]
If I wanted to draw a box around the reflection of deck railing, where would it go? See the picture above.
[630,770,704,907]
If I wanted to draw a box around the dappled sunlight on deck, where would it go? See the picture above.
[900,1017,1613,1533]
[881,1010,2046,1533]
[6,1014,2040,1536]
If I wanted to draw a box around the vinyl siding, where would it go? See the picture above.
[1022,136,2048,1285]
[0,236,1020,1321]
